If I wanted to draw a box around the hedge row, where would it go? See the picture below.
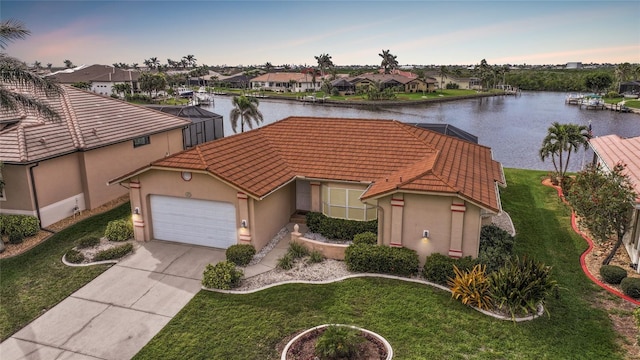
[305,212,377,241]
[345,243,419,276]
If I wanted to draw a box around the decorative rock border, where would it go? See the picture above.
[203,273,544,322]
[281,324,393,360]
[61,254,118,267]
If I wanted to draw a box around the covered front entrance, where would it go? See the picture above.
[149,195,237,248]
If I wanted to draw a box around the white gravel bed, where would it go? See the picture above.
[236,259,352,291]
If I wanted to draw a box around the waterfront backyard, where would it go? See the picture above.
[132,169,633,359]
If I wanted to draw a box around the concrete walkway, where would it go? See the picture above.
[1,225,299,360]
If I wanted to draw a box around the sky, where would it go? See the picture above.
[2,0,639,68]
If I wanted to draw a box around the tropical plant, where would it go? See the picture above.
[202,261,243,289]
[438,65,449,92]
[477,224,514,273]
[263,61,273,73]
[32,60,41,71]
[182,54,197,68]
[112,83,132,98]
[0,19,62,121]
[229,95,264,133]
[567,163,637,265]
[539,122,591,182]
[614,62,632,90]
[225,244,256,266]
[584,73,612,93]
[489,256,557,318]
[475,59,493,90]
[63,59,74,68]
[104,219,133,241]
[378,49,398,74]
[315,325,363,360]
[314,53,334,77]
[139,72,167,98]
[449,264,493,310]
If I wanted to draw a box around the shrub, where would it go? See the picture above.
[277,253,294,270]
[65,249,85,264]
[288,241,309,259]
[0,215,39,238]
[345,244,419,276]
[315,325,363,360]
[202,261,244,290]
[225,244,256,266]
[605,91,620,98]
[76,236,101,249]
[489,256,557,318]
[305,212,377,241]
[8,232,24,244]
[104,219,133,241]
[599,265,627,284]
[422,253,477,286]
[308,250,325,264]
[353,231,377,246]
[621,277,640,299]
[449,264,493,311]
[94,243,134,261]
[477,224,514,273]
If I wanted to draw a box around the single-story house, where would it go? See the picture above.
[109,117,505,262]
[589,135,640,271]
[250,72,324,93]
[46,64,142,97]
[0,84,191,227]
[348,74,434,94]
[144,105,224,148]
[428,73,482,90]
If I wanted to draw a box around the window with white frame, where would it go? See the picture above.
[321,186,376,221]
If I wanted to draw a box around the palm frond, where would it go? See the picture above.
[0,87,61,121]
[0,19,30,50]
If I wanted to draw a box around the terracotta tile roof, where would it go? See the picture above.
[0,84,190,163]
[146,117,505,212]
[590,135,640,201]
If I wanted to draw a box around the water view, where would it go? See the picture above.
[202,92,640,172]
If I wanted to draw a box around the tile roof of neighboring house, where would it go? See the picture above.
[250,72,323,83]
[0,84,190,164]
[47,64,141,83]
[590,135,640,201]
[114,117,505,212]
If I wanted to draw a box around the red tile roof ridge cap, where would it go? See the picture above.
[195,145,207,168]
[61,86,85,149]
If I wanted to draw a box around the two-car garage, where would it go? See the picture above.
[149,195,237,248]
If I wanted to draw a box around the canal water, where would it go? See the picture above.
[201,92,639,172]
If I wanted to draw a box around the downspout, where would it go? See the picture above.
[28,163,47,231]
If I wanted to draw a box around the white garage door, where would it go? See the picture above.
[150,195,237,248]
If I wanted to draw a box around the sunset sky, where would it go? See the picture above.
[2,0,639,68]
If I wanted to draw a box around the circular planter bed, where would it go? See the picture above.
[282,324,392,360]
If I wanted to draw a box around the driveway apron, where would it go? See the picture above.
[0,241,225,360]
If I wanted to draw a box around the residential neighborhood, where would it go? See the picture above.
[1,3,640,359]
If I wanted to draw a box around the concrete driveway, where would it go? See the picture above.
[0,241,225,360]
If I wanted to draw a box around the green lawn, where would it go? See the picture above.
[134,169,623,360]
[0,203,130,340]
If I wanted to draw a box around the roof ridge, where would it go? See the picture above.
[60,87,84,149]
[17,125,26,162]
[196,145,207,168]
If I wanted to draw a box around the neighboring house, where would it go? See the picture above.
[619,81,640,96]
[429,73,481,90]
[566,62,583,69]
[250,72,323,93]
[145,105,224,148]
[0,85,190,227]
[216,73,251,89]
[109,117,505,263]
[589,135,640,271]
[347,74,434,94]
[47,64,142,97]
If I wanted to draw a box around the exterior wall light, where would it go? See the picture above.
[133,207,140,215]
[241,219,247,228]
[422,230,430,242]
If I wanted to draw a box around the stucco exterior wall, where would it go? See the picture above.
[84,129,184,209]
[33,153,84,207]
[1,164,34,212]
[132,170,239,241]
[252,181,296,250]
[379,192,483,264]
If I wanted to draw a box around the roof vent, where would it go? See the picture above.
[92,128,97,135]
[39,137,46,144]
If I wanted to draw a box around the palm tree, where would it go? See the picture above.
[539,122,591,182]
[46,63,52,71]
[229,95,263,133]
[33,60,41,71]
[378,49,398,74]
[183,55,196,68]
[63,59,74,68]
[0,19,61,120]
[615,62,632,91]
[314,53,334,77]
[264,62,274,73]
[438,65,449,92]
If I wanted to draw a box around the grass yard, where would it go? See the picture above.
[134,169,624,359]
[0,203,130,340]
